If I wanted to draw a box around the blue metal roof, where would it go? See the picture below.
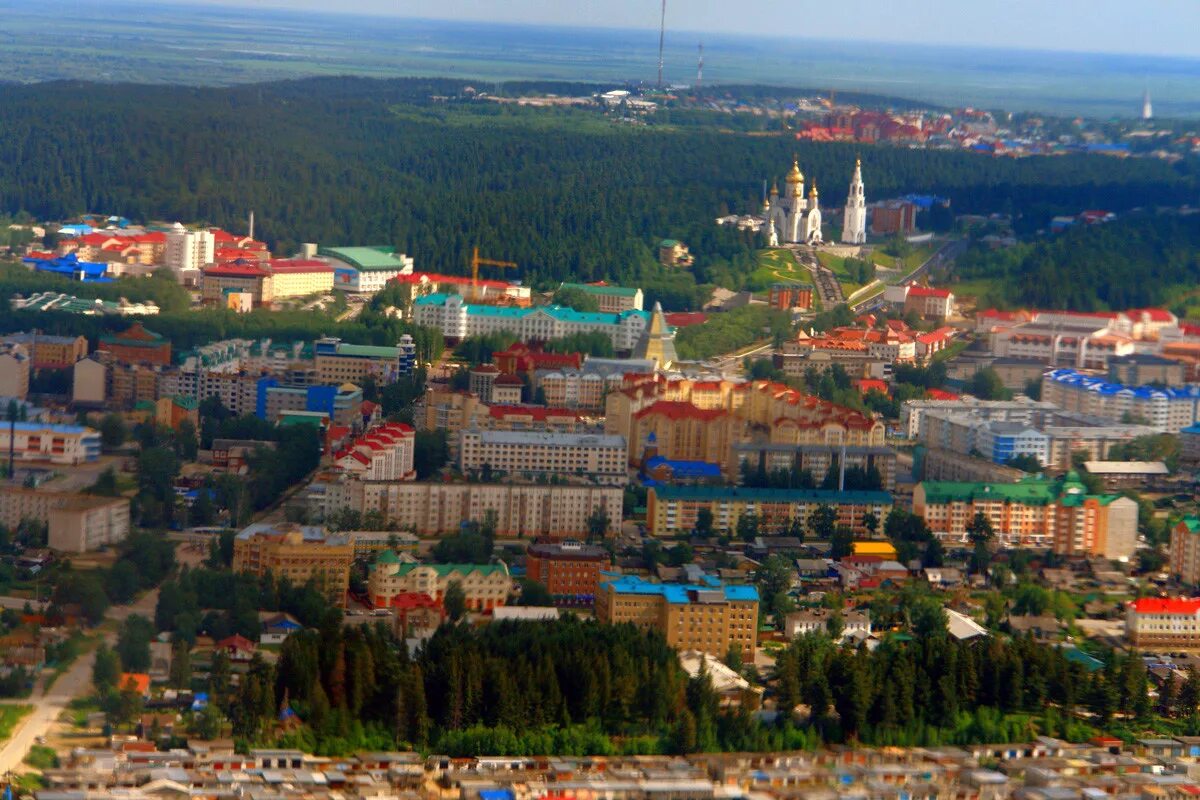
[599,573,759,604]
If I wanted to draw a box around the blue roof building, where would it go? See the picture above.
[24,253,111,282]
[596,573,760,658]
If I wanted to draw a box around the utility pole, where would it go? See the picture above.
[657,0,666,89]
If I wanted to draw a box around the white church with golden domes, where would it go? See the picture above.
[759,158,866,247]
[762,160,823,246]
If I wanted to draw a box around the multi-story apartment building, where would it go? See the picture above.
[913,474,1138,560]
[458,431,627,485]
[318,246,414,294]
[200,259,336,307]
[367,554,511,612]
[413,293,657,351]
[1042,368,1200,432]
[557,282,644,313]
[906,398,1158,469]
[1125,597,1200,649]
[308,478,622,540]
[99,323,172,366]
[0,345,30,400]
[164,224,215,275]
[0,423,100,465]
[49,496,131,553]
[261,382,363,428]
[417,388,586,442]
[647,486,893,538]
[608,376,885,471]
[535,357,655,411]
[108,363,164,410]
[333,423,415,481]
[525,540,608,606]
[313,336,416,384]
[732,443,898,490]
[1170,517,1200,586]
[0,487,130,553]
[0,333,88,369]
[492,342,583,377]
[595,574,759,659]
[231,523,353,606]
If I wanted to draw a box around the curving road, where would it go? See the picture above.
[0,583,162,775]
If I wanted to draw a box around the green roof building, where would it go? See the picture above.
[367,556,512,612]
[318,245,415,294]
[914,473,1138,560]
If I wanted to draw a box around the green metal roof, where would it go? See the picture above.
[1180,517,1200,534]
[328,343,401,359]
[318,246,406,271]
[560,282,641,298]
[377,549,401,564]
[920,475,1119,507]
[652,486,893,505]
[383,562,508,578]
[172,395,199,410]
[659,239,681,247]
[414,293,653,326]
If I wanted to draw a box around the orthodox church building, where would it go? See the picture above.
[758,158,867,247]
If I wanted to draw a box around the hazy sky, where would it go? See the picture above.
[198,0,1197,58]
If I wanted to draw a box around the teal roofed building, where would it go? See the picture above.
[412,292,666,351]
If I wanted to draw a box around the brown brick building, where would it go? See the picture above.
[525,540,608,606]
[99,323,171,366]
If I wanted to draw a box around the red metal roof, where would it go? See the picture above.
[203,263,269,278]
[907,286,952,298]
[1131,597,1200,615]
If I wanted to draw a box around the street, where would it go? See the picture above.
[0,572,165,775]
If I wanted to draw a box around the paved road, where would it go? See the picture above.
[0,579,162,775]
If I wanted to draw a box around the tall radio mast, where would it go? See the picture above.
[696,42,703,89]
[657,0,666,88]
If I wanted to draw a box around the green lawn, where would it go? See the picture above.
[932,338,973,363]
[748,248,809,292]
[0,704,33,741]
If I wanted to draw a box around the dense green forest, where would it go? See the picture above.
[0,78,1194,310]
[954,213,1200,310]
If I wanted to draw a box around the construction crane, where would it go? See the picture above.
[469,246,518,304]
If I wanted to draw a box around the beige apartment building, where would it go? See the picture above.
[231,523,354,606]
[310,478,622,540]
[0,487,130,553]
[367,554,512,612]
[595,574,759,660]
[458,430,627,485]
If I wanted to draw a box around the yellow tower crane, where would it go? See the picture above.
[469,246,518,304]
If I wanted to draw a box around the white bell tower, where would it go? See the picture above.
[841,158,867,245]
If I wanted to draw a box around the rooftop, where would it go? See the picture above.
[651,485,893,505]
[318,246,410,271]
[599,573,758,604]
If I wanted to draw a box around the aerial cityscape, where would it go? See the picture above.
[0,1,1199,798]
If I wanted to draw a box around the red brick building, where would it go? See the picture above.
[525,540,608,606]
[99,323,171,366]
[492,342,583,377]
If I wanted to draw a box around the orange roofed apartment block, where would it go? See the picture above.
[606,375,885,477]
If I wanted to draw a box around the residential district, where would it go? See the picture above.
[2,159,1200,799]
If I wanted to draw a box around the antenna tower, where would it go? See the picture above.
[696,42,703,89]
[657,0,666,88]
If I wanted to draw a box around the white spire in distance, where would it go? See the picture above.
[841,158,867,245]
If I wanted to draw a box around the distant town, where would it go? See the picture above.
[0,55,1197,800]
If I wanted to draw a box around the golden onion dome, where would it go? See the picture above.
[785,159,804,184]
